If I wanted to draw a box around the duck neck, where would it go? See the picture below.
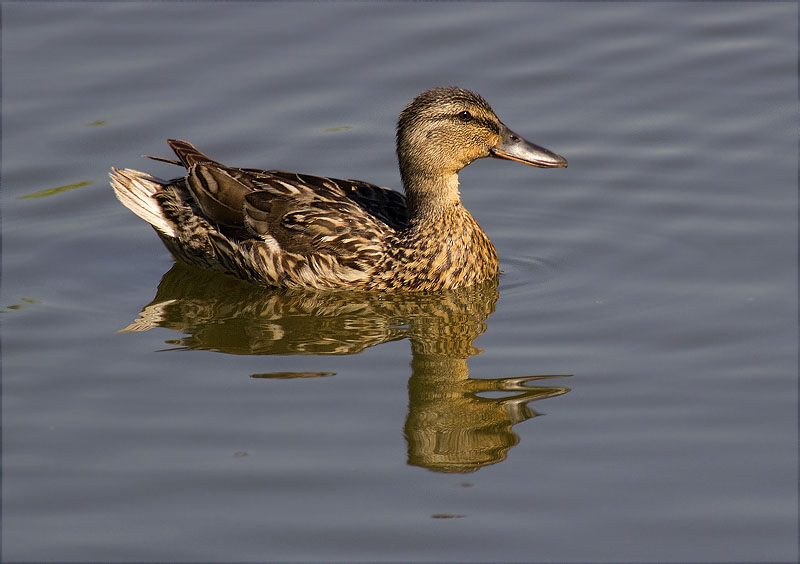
[402,171,462,221]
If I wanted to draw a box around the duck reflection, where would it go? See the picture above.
[123,262,570,472]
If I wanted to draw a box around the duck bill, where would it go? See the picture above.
[489,124,568,168]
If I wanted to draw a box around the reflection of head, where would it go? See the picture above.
[405,400,521,473]
[405,359,569,473]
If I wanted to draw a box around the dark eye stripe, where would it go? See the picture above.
[446,112,500,134]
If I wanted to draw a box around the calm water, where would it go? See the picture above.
[2,2,797,562]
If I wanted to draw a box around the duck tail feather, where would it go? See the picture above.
[142,154,183,166]
[166,139,220,169]
[109,167,176,237]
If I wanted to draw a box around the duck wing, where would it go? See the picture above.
[262,171,407,231]
[243,180,391,263]
[166,140,406,277]
[167,139,407,232]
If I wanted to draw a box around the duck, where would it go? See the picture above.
[110,86,567,291]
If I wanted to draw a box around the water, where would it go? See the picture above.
[2,2,797,561]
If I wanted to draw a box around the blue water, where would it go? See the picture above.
[2,2,797,561]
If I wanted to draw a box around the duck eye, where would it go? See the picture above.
[457,110,472,121]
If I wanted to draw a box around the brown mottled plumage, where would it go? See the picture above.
[110,87,566,291]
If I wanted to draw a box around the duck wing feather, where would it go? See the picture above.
[160,139,412,286]
[242,175,394,264]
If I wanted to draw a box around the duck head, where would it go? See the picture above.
[396,87,567,188]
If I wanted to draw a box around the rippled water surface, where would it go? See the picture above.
[2,2,797,561]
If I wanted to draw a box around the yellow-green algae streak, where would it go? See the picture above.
[17,180,94,200]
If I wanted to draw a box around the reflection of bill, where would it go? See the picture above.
[121,261,571,472]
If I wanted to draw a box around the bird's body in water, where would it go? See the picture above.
[110,87,567,291]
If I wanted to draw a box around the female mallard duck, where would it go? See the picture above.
[110,87,566,291]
